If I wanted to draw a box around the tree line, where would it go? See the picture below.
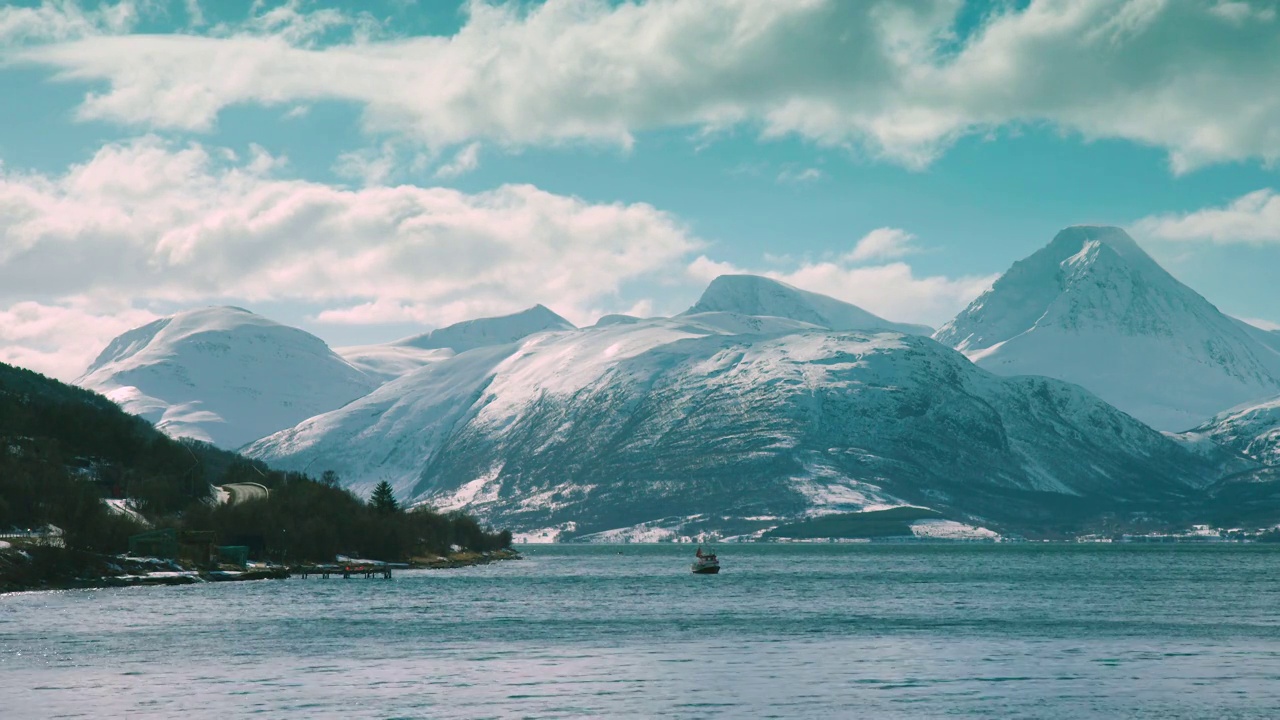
[0,362,510,562]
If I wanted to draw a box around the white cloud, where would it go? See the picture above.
[844,227,918,262]
[1209,1,1276,24]
[435,142,481,179]
[333,142,399,187]
[0,0,139,45]
[686,251,995,328]
[0,136,999,372]
[1241,317,1280,332]
[776,167,823,184]
[235,0,385,47]
[0,300,158,381]
[312,299,432,326]
[13,0,1280,171]
[0,135,700,335]
[183,0,206,30]
[1132,189,1280,244]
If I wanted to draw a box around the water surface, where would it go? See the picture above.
[4,544,1280,718]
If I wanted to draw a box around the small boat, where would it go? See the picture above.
[691,546,720,574]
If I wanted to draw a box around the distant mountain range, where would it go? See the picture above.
[243,315,1230,540]
[68,226,1280,539]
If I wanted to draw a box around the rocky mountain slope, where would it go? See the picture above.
[935,226,1280,431]
[246,302,1225,539]
[76,307,377,449]
[1194,395,1280,466]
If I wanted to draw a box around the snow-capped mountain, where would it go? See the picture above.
[337,305,577,383]
[246,303,1219,539]
[77,307,377,449]
[1235,318,1280,355]
[1194,395,1280,466]
[935,226,1280,431]
[399,304,574,352]
[684,274,933,335]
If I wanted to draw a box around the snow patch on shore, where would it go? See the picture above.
[512,522,577,544]
[910,519,999,540]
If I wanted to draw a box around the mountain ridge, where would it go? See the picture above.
[245,314,1227,539]
[685,274,933,335]
[396,304,575,352]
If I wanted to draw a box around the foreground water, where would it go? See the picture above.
[4,544,1280,718]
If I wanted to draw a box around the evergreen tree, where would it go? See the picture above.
[369,480,399,514]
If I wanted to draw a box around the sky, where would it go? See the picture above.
[2,0,1280,381]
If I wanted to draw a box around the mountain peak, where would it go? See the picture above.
[396,305,575,353]
[684,274,931,335]
[76,307,376,449]
[935,226,1280,431]
[1048,225,1145,257]
[84,306,280,375]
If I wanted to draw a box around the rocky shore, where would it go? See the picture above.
[1,545,520,593]
[0,546,290,593]
[409,547,522,569]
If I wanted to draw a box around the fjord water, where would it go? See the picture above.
[4,545,1280,718]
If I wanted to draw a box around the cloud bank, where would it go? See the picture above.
[0,136,702,376]
[13,0,1280,171]
[1134,189,1280,245]
[0,136,992,379]
[688,227,996,327]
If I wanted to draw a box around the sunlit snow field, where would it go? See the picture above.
[4,544,1280,718]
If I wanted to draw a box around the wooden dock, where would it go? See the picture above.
[293,562,392,579]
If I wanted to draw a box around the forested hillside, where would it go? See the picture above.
[0,362,509,562]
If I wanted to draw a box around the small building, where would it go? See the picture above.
[216,545,250,567]
[129,529,217,563]
[129,528,179,559]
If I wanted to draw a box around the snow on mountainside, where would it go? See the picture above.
[935,226,1280,432]
[684,274,932,335]
[246,311,1218,539]
[336,345,454,384]
[77,307,377,449]
[1195,395,1280,466]
[397,304,575,352]
[334,305,577,383]
[1234,318,1280,356]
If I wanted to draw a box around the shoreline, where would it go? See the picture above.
[1,546,521,595]
[408,547,521,569]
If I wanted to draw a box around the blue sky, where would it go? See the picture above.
[2,0,1280,378]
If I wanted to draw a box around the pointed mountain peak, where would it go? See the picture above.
[683,274,931,335]
[1047,225,1146,258]
[522,304,571,323]
[935,225,1183,352]
[396,305,576,353]
[935,226,1280,431]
